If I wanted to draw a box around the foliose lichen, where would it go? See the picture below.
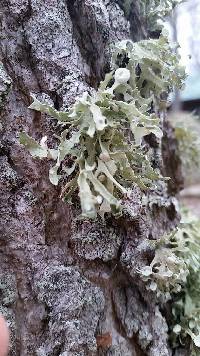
[170,210,200,354]
[169,111,200,184]
[19,33,185,219]
[138,208,200,354]
[118,0,184,33]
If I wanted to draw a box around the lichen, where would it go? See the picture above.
[169,111,200,184]
[118,0,184,33]
[169,210,200,354]
[19,33,185,219]
[136,208,200,354]
[0,273,17,307]
[139,245,188,302]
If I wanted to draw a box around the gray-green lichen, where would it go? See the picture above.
[20,34,185,220]
[118,0,184,33]
[169,211,200,354]
[169,111,200,184]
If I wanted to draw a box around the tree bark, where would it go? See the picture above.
[0,1,183,355]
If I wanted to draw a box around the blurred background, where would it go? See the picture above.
[166,0,200,215]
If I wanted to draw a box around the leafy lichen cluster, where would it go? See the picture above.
[119,0,184,32]
[20,34,184,219]
[170,211,200,354]
[169,111,200,184]
[139,244,188,301]
[140,0,184,31]
[139,209,200,354]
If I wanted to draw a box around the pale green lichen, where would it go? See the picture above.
[140,0,184,32]
[169,111,200,184]
[119,0,184,32]
[139,245,188,301]
[169,210,200,354]
[19,34,185,219]
[139,209,200,354]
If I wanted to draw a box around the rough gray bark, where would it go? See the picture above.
[0,1,183,355]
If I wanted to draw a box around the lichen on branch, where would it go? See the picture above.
[139,208,200,354]
[20,33,185,219]
[118,0,184,33]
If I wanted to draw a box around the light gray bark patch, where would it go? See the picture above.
[71,220,123,261]
[112,287,171,356]
[67,0,130,86]
[0,156,22,191]
[0,63,12,110]
[115,0,147,40]
[35,265,105,355]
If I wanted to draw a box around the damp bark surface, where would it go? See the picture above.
[0,1,183,355]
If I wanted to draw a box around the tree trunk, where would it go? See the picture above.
[0,1,183,355]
